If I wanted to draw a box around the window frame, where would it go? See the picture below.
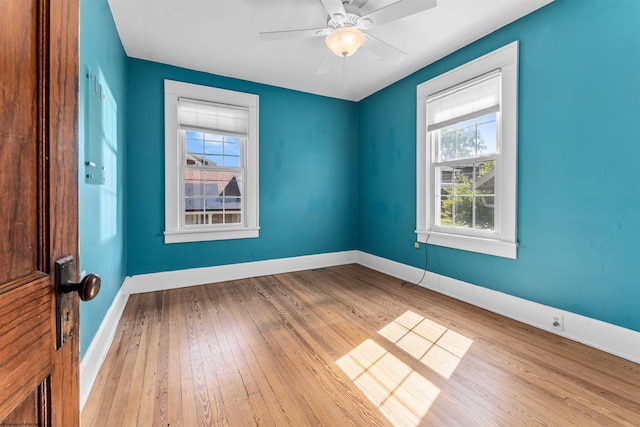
[164,80,259,244]
[416,41,518,259]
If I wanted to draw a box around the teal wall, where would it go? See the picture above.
[79,0,128,357]
[78,0,640,359]
[357,0,640,332]
[126,60,358,275]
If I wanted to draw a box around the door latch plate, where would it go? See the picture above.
[55,256,76,349]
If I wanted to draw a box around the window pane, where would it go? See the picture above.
[184,170,209,222]
[452,165,473,228]
[224,139,241,167]
[475,196,495,230]
[222,195,241,208]
[453,195,473,227]
[186,139,203,156]
[439,129,457,161]
[204,140,223,155]
[476,114,497,156]
[439,195,452,226]
[438,167,453,195]
[224,155,240,167]
[184,181,202,197]
[183,169,243,226]
[184,196,204,212]
[186,131,204,153]
[225,138,241,153]
[225,213,241,224]
[186,132,211,167]
[205,133,223,142]
[453,164,473,187]
[211,213,224,224]
[476,160,495,195]
[436,166,453,226]
[186,154,215,167]
[186,130,202,140]
[437,113,497,161]
[439,126,477,161]
[207,155,223,166]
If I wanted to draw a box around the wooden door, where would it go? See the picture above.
[0,0,81,425]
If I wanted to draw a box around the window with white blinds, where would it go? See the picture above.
[178,98,249,136]
[165,80,259,244]
[416,42,518,259]
[426,72,501,132]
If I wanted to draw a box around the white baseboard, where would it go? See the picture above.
[80,283,130,410]
[80,249,640,411]
[356,251,640,364]
[125,250,358,295]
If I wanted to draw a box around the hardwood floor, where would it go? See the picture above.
[82,264,640,426]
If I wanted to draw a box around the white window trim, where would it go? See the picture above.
[416,41,518,259]
[164,80,259,244]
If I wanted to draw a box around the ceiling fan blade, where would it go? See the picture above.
[363,34,407,64]
[319,0,347,18]
[259,28,331,41]
[359,0,437,29]
[315,49,334,74]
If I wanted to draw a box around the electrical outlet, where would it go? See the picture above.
[552,315,564,331]
[414,242,420,249]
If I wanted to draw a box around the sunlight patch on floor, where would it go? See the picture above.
[379,310,473,379]
[337,310,473,426]
[337,339,439,427]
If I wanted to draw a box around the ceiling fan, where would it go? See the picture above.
[259,0,437,73]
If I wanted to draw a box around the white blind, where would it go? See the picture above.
[178,98,249,136]
[427,71,501,132]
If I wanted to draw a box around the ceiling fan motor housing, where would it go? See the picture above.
[328,13,362,29]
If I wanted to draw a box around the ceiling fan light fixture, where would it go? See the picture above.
[325,26,365,57]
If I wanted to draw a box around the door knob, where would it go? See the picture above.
[55,256,101,348]
[61,273,101,301]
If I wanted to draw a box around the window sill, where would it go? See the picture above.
[416,229,517,259]
[165,227,260,244]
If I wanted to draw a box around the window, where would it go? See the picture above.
[416,42,518,258]
[164,80,259,243]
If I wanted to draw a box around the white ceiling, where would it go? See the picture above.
[108,0,553,102]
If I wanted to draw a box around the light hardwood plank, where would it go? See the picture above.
[82,264,640,426]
